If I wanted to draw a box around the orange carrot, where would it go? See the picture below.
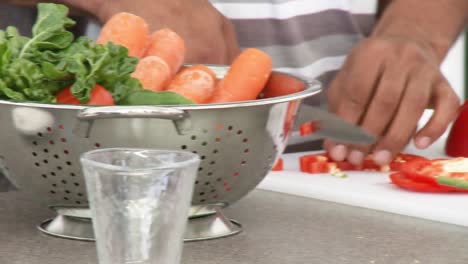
[131,56,171,91]
[166,65,217,104]
[261,72,305,98]
[97,12,149,58]
[144,28,186,75]
[210,48,272,103]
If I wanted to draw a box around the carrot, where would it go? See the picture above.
[260,72,305,98]
[97,12,149,58]
[166,65,217,104]
[210,48,272,103]
[144,28,186,75]
[131,56,171,91]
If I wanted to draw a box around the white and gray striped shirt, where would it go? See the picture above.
[211,0,378,105]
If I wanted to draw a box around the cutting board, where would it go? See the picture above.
[257,112,468,227]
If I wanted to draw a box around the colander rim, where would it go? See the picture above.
[80,148,201,173]
[0,65,322,110]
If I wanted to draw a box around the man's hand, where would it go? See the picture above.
[324,0,467,166]
[89,0,240,64]
[325,36,460,165]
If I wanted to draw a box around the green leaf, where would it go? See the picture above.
[4,27,29,59]
[0,79,25,101]
[0,3,142,105]
[94,42,141,102]
[18,3,75,58]
[119,90,196,105]
[58,39,141,103]
[41,61,72,80]
[0,30,8,71]
[3,58,58,102]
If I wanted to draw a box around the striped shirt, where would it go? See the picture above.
[211,0,377,105]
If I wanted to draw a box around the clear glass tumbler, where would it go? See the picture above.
[80,148,200,264]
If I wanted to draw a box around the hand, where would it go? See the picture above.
[63,0,241,64]
[324,36,460,166]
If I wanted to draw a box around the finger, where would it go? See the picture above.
[333,59,383,165]
[348,64,408,156]
[325,70,355,161]
[323,139,348,161]
[325,70,350,161]
[331,51,384,126]
[413,76,460,149]
[326,70,346,113]
[327,54,383,165]
[372,67,433,165]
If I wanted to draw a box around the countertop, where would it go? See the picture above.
[1,189,467,264]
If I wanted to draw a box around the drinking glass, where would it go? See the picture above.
[80,148,200,264]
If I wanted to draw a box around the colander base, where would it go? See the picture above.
[36,208,242,242]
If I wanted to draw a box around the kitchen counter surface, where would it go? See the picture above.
[1,189,467,264]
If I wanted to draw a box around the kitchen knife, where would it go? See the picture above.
[290,104,375,145]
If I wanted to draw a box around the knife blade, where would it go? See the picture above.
[290,104,375,145]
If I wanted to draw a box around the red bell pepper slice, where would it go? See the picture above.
[389,172,468,193]
[299,121,319,136]
[272,158,283,171]
[401,158,468,189]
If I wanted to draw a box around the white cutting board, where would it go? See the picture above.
[257,111,468,227]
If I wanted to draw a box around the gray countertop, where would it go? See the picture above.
[1,189,467,264]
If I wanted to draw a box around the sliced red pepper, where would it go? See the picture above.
[335,160,358,171]
[389,172,468,193]
[272,158,283,171]
[300,152,427,175]
[299,121,319,136]
[401,158,468,188]
[389,172,458,192]
[299,154,329,172]
[308,161,336,173]
[389,153,427,171]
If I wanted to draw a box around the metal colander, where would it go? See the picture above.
[0,65,365,241]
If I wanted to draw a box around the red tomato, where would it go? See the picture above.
[389,172,462,193]
[272,158,283,171]
[55,87,81,104]
[261,72,305,98]
[56,85,115,105]
[445,100,468,157]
